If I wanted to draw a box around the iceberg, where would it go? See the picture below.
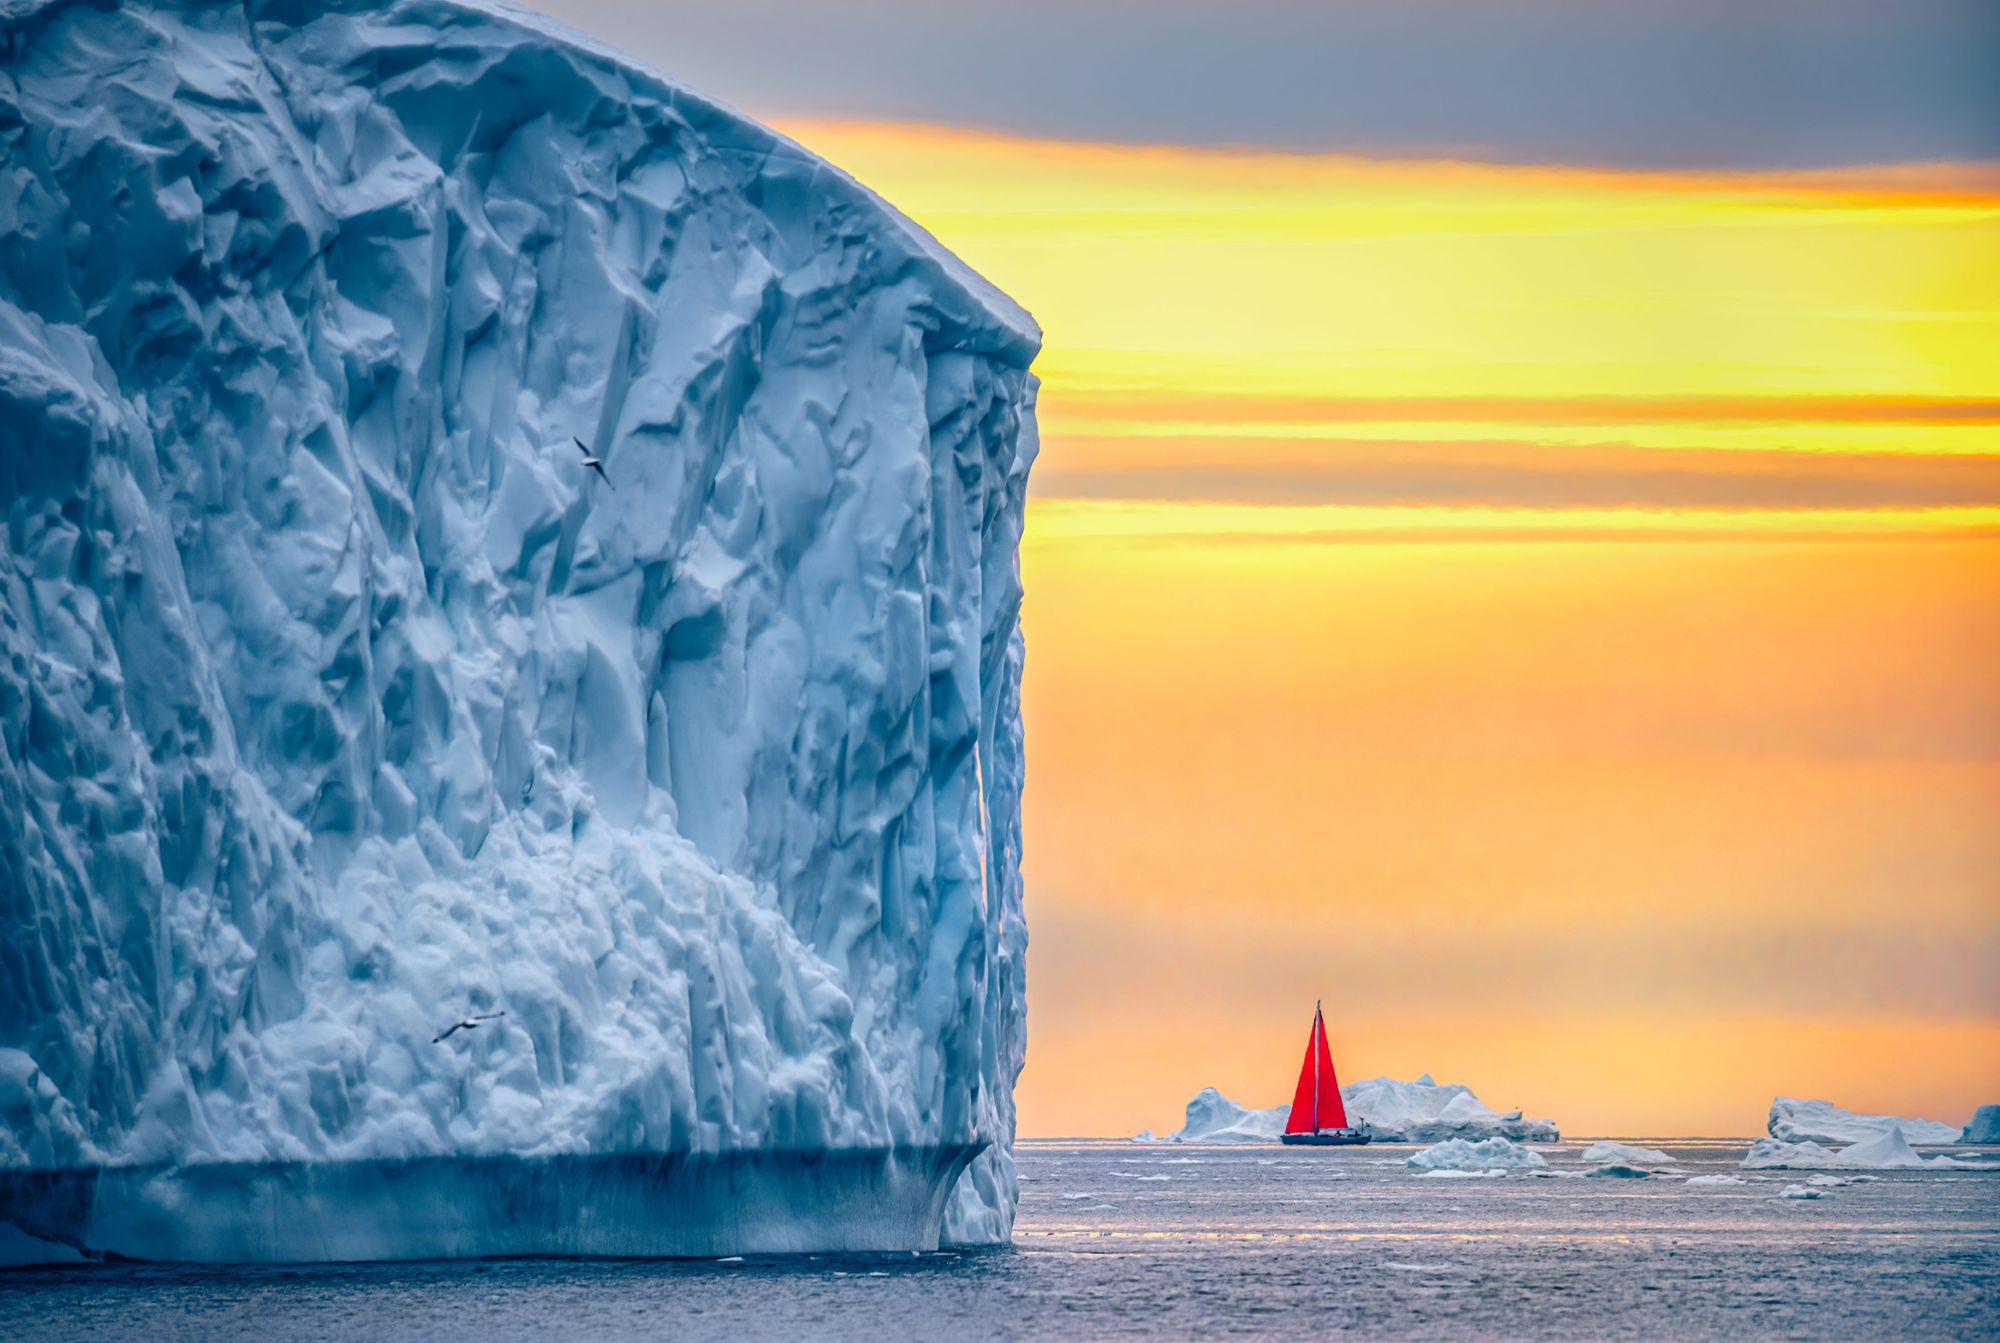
[1684,1174,1749,1187]
[1780,1184,1829,1200]
[1767,1098,1960,1146]
[1742,1132,1979,1172]
[1960,1105,2000,1144]
[1159,1088,1290,1143]
[1408,1137,1547,1173]
[1158,1075,1558,1143]
[1579,1141,1677,1167]
[1346,1075,1560,1143]
[0,0,1037,1262]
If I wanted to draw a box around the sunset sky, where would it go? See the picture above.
[544,1,2000,1137]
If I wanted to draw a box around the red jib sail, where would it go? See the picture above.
[1284,1002,1351,1133]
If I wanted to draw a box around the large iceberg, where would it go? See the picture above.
[0,0,1037,1261]
[1767,1098,1960,1146]
[1150,1075,1558,1143]
[1961,1105,2000,1145]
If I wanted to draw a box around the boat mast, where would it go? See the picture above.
[1313,1000,1322,1134]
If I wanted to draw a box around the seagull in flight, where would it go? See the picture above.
[573,437,612,487]
[432,1010,506,1044]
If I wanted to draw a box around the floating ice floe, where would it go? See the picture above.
[1407,1138,1548,1174]
[1414,1169,1508,1179]
[1580,1142,1678,1167]
[1684,1175,1749,1187]
[1743,1130,1983,1171]
[1780,1184,1829,1200]
[1768,1098,1961,1146]
[1158,1076,1559,1144]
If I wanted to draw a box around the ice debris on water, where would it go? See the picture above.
[1407,1138,1548,1174]
[1580,1142,1677,1167]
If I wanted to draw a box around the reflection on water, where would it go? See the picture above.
[3,1138,1996,1340]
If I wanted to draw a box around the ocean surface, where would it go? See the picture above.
[4,1138,1996,1340]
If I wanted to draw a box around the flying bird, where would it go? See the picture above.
[573,437,611,487]
[432,1010,506,1044]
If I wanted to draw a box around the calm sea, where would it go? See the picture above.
[3,1138,1996,1340]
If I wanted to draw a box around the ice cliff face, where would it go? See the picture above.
[0,0,1036,1260]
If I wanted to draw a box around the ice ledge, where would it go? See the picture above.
[0,1144,986,1262]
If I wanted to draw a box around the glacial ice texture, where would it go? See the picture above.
[1767,1098,1960,1147]
[0,0,1037,1260]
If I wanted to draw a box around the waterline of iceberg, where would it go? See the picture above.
[0,1146,985,1262]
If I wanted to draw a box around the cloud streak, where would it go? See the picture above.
[1033,439,2000,510]
[531,0,2000,170]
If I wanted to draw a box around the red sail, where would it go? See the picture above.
[1284,1004,1351,1133]
[1313,1011,1350,1130]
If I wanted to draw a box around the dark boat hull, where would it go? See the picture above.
[1280,1130,1372,1146]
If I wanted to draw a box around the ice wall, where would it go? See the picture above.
[0,0,1036,1260]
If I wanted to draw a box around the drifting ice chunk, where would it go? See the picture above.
[1768,1098,1960,1146]
[1960,1106,2000,1144]
[1684,1175,1749,1187]
[0,0,1036,1262]
[1407,1138,1547,1173]
[1780,1184,1829,1200]
[1580,1141,1677,1167]
[1743,1132,1977,1171]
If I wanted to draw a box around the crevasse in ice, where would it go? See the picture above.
[0,0,1036,1260]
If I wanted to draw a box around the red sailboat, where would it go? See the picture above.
[1280,1001,1372,1146]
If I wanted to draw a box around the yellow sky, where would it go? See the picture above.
[780,119,2000,1137]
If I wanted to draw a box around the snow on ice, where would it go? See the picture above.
[1767,1098,1961,1147]
[0,0,1037,1262]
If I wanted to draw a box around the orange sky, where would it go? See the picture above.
[782,120,2000,1137]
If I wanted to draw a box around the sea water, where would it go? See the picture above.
[3,1139,1995,1340]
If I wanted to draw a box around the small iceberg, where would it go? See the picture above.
[1960,1105,2000,1144]
[1743,1130,1981,1171]
[1160,1089,1290,1143]
[1684,1174,1749,1187]
[1768,1098,1960,1146]
[1580,1141,1677,1167]
[1348,1075,1560,1143]
[1780,1184,1830,1200]
[1408,1137,1547,1174]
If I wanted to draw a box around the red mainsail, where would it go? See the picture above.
[1284,1002,1350,1134]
